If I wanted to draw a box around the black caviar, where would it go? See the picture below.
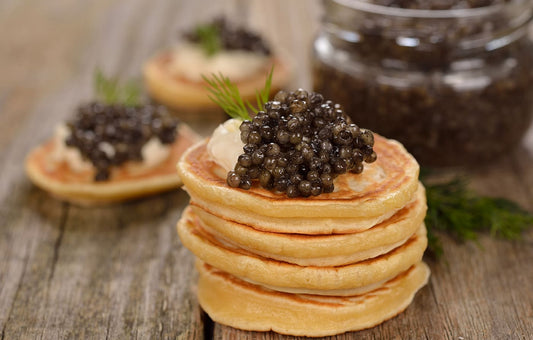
[226,90,377,197]
[65,102,179,181]
[184,17,271,56]
[313,0,533,167]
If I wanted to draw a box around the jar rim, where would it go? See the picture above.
[330,0,530,19]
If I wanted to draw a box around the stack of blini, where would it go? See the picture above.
[177,133,430,337]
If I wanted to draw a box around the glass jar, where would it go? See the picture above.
[313,0,533,167]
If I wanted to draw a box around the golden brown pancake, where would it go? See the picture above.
[143,52,290,110]
[177,134,420,234]
[177,210,427,291]
[196,261,430,337]
[25,124,200,205]
[183,184,426,266]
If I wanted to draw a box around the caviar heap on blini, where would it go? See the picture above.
[25,70,200,205]
[176,70,429,336]
[67,102,179,182]
[143,17,290,111]
[227,89,377,197]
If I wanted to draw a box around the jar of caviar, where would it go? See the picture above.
[313,0,533,167]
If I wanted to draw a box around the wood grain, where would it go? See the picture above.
[0,0,532,339]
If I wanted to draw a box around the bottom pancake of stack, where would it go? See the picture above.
[196,261,430,337]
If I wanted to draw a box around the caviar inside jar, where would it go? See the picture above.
[313,0,533,167]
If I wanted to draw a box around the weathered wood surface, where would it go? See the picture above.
[1,1,532,339]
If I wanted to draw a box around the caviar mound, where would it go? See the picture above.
[65,102,179,181]
[183,17,271,56]
[227,89,377,197]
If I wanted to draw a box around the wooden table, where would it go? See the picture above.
[1,1,532,339]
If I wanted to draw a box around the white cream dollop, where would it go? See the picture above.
[51,124,92,172]
[169,43,268,82]
[207,118,244,172]
[140,137,171,168]
[51,124,171,173]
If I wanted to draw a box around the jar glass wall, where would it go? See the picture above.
[313,0,533,167]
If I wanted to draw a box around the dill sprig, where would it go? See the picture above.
[424,177,533,258]
[202,66,273,120]
[94,69,141,106]
[194,23,221,56]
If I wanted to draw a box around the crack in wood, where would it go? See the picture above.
[105,312,112,340]
[47,203,69,285]
[202,311,213,340]
[0,244,30,340]
[428,281,440,308]
[422,326,432,340]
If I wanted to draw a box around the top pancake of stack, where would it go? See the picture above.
[177,133,420,235]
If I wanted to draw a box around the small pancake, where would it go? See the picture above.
[25,124,200,205]
[238,273,394,297]
[190,195,398,234]
[177,134,420,233]
[197,261,430,337]
[177,210,427,290]
[184,184,426,266]
[143,52,290,110]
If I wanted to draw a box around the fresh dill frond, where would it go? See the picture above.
[122,81,141,106]
[94,68,141,106]
[203,73,250,120]
[423,177,533,258]
[203,66,274,120]
[194,23,221,57]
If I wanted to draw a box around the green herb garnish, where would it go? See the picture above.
[424,177,533,258]
[94,68,141,106]
[194,23,221,57]
[202,66,273,120]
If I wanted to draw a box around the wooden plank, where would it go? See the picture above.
[0,0,212,339]
[2,190,204,339]
[0,181,66,339]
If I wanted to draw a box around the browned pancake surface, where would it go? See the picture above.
[177,211,428,290]
[184,184,425,266]
[25,124,199,205]
[143,52,290,110]
[196,261,430,337]
[178,133,420,221]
